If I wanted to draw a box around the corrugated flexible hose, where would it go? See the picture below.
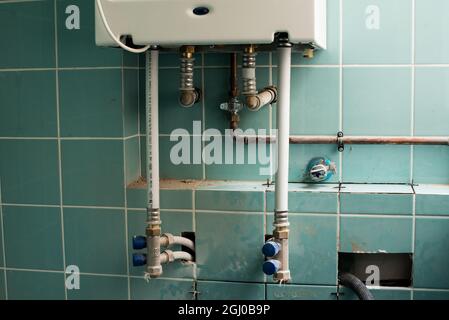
[339,272,375,300]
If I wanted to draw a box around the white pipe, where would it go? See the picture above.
[273,44,292,283]
[160,234,195,252]
[151,49,160,210]
[160,251,193,264]
[146,49,162,277]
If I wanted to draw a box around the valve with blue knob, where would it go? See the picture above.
[132,235,147,267]
[262,240,281,275]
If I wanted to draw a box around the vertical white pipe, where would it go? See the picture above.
[151,49,160,209]
[146,48,162,277]
[274,45,291,283]
[275,46,291,213]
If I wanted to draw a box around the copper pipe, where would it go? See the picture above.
[230,53,238,98]
[232,133,449,146]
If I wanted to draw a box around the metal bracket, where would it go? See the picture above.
[337,131,344,152]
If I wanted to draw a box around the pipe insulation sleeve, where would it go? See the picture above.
[339,272,375,300]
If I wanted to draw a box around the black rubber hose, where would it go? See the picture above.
[339,272,375,300]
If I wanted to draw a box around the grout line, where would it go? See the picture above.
[2,64,449,73]
[201,53,206,180]
[53,0,67,300]
[338,0,344,184]
[121,53,132,301]
[410,0,416,185]
[0,179,9,299]
[192,190,197,281]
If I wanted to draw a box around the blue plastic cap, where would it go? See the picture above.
[132,235,147,250]
[263,260,281,275]
[262,241,281,257]
[132,253,147,267]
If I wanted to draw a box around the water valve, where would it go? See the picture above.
[263,260,281,275]
[262,241,281,257]
[132,253,147,266]
[305,157,336,182]
[132,235,147,250]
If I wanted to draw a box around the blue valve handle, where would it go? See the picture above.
[132,235,147,250]
[262,241,281,257]
[132,253,147,266]
[263,259,281,275]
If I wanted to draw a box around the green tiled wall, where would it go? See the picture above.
[1,0,449,300]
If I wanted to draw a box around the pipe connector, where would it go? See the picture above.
[242,46,257,96]
[179,46,201,108]
[246,86,277,111]
[146,225,161,237]
[161,250,175,264]
[179,88,201,108]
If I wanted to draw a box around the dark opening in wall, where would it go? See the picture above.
[338,252,413,287]
[181,231,196,262]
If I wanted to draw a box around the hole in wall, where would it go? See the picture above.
[338,252,413,287]
[181,231,196,262]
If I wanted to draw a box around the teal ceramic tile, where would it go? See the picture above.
[267,284,337,300]
[415,0,449,64]
[196,190,263,212]
[341,184,413,194]
[128,210,194,278]
[414,290,449,300]
[130,277,193,300]
[266,191,338,214]
[416,195,449,216]
[205,135,272,181]
[343,0,411,64]
[64,208,127,275]
[267,214,338,285]
[343,68,411,135]
[59,70,123,137]
[340,194,413,215]
[123,51,139,67]
[342,145,411,183]
[289,144,340,183]
[292,0,340,65]
[0,71,57,137]
[159,136,203,180]
[204,67,271,134]
[340,287,411,300]
[61,140,125,207]
[124,69,139,137]
[290,67,339,135]
[0,140,60,205]
[0,0,55,68]
[340,216,413,253]
[196,212,264,282]
[7,270,65,300]
[57,0,122,67]
[197,281,265,300]
[414,218,449,289]
[161,190,193,210]
[415,68,449,136]
[127,188,193,210]
[3,206,63,270]
[125,137,141,185]
[126,187,147,209]
[0,215,3,266]
[67,275,128,300]
[138,68,145,134]
[0,270,4,300]
[413,146,449,184]
[159,68,202,135]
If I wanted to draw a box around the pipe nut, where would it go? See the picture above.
[274,270,291,283]
[273,229,289,239]
[163,250,175,263]
[146,226,161,236]
[162,233,174,246]
[147,265,163,277]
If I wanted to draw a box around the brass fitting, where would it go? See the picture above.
[182,45,195,59]
[230,113,240,130]
[146,225,161,237]
[303,48,314,59]
[245,44,256,54]
[274,228,289,239]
